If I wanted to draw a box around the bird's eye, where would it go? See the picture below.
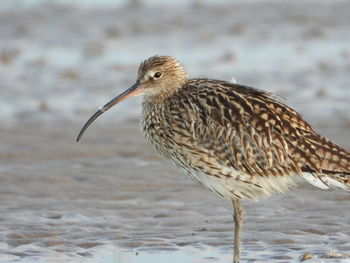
[153,72,162,79]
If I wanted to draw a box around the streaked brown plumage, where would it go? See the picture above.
[77,55,350,263]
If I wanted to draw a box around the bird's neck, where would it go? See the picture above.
[141,85,180,125]
[143,84,184,106]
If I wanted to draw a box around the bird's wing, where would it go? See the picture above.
[171,79,350,187]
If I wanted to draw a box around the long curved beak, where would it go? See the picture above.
[77,81,142,142]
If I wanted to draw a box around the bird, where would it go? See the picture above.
[77,55,350,262]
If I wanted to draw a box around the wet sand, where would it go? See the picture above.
[0,121,349,262]
[1,0,350,262]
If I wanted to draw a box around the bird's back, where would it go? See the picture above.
[142,78,350,200]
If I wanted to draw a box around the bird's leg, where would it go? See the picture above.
[232,199,243,263]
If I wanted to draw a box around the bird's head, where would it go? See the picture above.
[137,55,188,97]
[77,55,187,141]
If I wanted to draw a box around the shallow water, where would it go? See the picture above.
[0,0,350,262]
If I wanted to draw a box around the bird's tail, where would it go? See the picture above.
[302,172,350,192]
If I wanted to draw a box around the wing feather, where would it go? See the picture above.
[179,79,350,183]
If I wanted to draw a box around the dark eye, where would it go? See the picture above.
[154,72,162,79]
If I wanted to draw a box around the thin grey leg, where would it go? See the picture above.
[232,199,243,263]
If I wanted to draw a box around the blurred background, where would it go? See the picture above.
[1,0,349,127]
[0,1,349,263]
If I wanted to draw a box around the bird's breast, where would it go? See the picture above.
[141,104,175,160]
